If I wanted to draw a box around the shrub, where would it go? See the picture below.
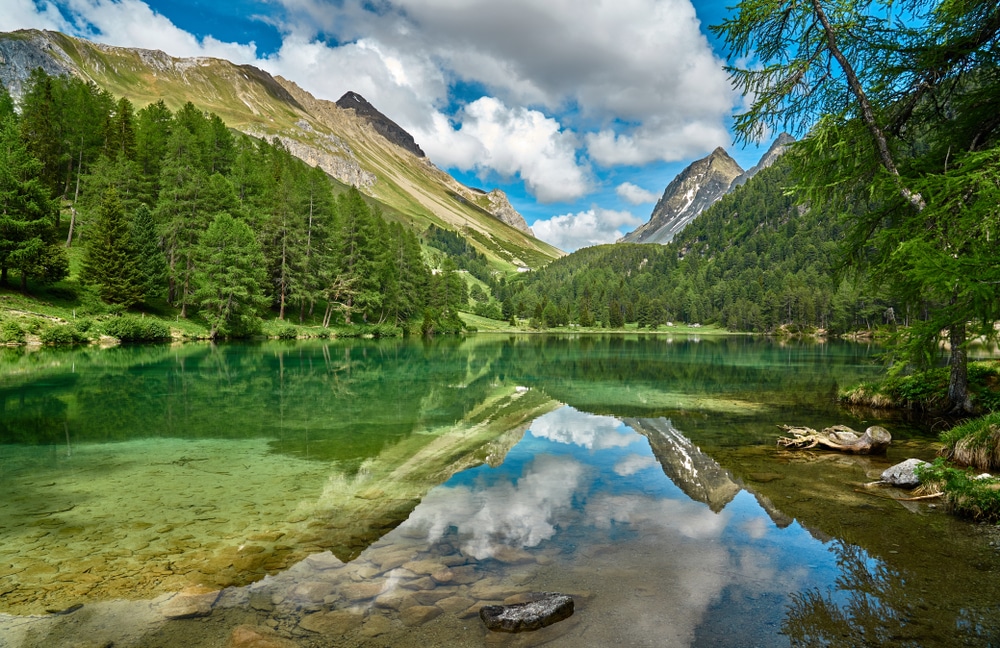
[39,323,87,346]
[917,457,1000,522]
[102,315,171,342]
[0,320,26,344]
[275,323,299,339]
[940,412,1000,471]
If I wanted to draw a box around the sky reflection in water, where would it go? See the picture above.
[394,405,845,646]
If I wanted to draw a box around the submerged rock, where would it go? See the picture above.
[881,458,931,488]
[479,592,574,633]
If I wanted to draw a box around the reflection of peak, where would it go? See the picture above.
[625,418,740,512]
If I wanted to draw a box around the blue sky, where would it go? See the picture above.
[4,0,770,251]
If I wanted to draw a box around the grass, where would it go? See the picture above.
[458,311,731,335]
[917,457,1000,522]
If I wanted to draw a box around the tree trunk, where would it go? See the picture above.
[947,321,974,414]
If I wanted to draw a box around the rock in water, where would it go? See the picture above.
[882,458,931,488]
[479,592,574,633]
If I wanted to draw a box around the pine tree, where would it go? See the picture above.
[194,213,269,338]
[82,188,143,307]
[130,203,168,303]
[0,115,68,290]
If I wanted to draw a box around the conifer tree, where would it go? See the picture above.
[129,203,168,303]
[82,188,143,307]
[194,212,269,338]
[0,114,68,290]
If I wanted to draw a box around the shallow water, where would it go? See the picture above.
[1,335,998,647]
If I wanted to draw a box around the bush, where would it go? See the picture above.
[102,315,171,342]
[917,457,1000,522]
[0,320,26,344]
[274,323,299,339]
[39,323,88,346]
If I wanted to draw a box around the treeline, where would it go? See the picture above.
[0,69,469,337]
[507,159,893,333]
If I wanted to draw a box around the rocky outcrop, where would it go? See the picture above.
[336,91,425,159]
[486,189,532,234]
[242,122,377,190]
[0,30,75,103]
[480,592,574,632]
[881,458,930,488]
[728,132,795,192]
[620,147,743,245]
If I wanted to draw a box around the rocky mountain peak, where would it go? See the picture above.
[335,91,425,159]
[728,132,795,191]
[620,147,744,245]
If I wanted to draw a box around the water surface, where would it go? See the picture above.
[1,335,997,647]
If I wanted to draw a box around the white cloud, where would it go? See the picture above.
[532,207,645,252]
[401,454,586,560]
[6,0,740,207]
[616,182,660,205]
[529,407,634,450]
[614,453,659,477]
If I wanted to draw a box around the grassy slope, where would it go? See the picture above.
[34,30,561,272]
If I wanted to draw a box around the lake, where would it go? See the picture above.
[1,335,998,647]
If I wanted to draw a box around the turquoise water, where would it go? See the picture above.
[0,335,997,647]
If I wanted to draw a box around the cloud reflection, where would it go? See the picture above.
[401,454,586,560]
[529,407,634,449]
[613,453,659,476]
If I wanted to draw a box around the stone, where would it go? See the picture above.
[298,610,364,635]
[340,581,384,601]
[400,605,443,627]
[360,614,393,638]
[160,586,221,619]
[229,624,297,648]
[436,595,475,615]
[479,593,574,633]
[882,458,931,488]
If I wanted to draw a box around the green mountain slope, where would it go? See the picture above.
[0,29,562,271]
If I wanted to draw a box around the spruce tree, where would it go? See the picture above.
[0,115,68,290]
[129,203,168,303]
[82,188,143,307]
[194,213,269,338]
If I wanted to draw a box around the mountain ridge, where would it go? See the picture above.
[0,29,555,268]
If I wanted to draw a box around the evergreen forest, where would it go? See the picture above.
[0,69,471,338]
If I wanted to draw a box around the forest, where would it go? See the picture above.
[0,69,470,339]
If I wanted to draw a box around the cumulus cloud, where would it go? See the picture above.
[614,453,660,477]
[616,182,661,205]
[532,207,645,252]
[8,0,739,210]
[269,0,736,173]
[529,407,635,450]
[401,454,587,560]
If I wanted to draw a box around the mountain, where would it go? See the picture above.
[620,147,743,245]
[728,132,795,191]
[0,29,560,270]
[335,90,426,159]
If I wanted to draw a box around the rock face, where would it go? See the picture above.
[486,188,532,235]
[336,91,426,159]
[882,458,930,488]
[728,132,795,191]
[0,30,75,103]
[479,592,574,632]
[620,147,743,244]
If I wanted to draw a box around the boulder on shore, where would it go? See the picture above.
[881,458,930,488]
[479,592,574,633]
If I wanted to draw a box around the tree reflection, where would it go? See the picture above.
[783,540,998,647]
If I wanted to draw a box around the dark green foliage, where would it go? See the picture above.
[0,319,25,344]
[39,323,88,345]
[82,189,143,306]
[194,212,270,338]
[425,224,494,286]
[101,314,171,342]
[917,457,1000,522]
[129,203,168,303]
[0,114,68,290]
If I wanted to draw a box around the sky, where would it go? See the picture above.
[3,0,770,252]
